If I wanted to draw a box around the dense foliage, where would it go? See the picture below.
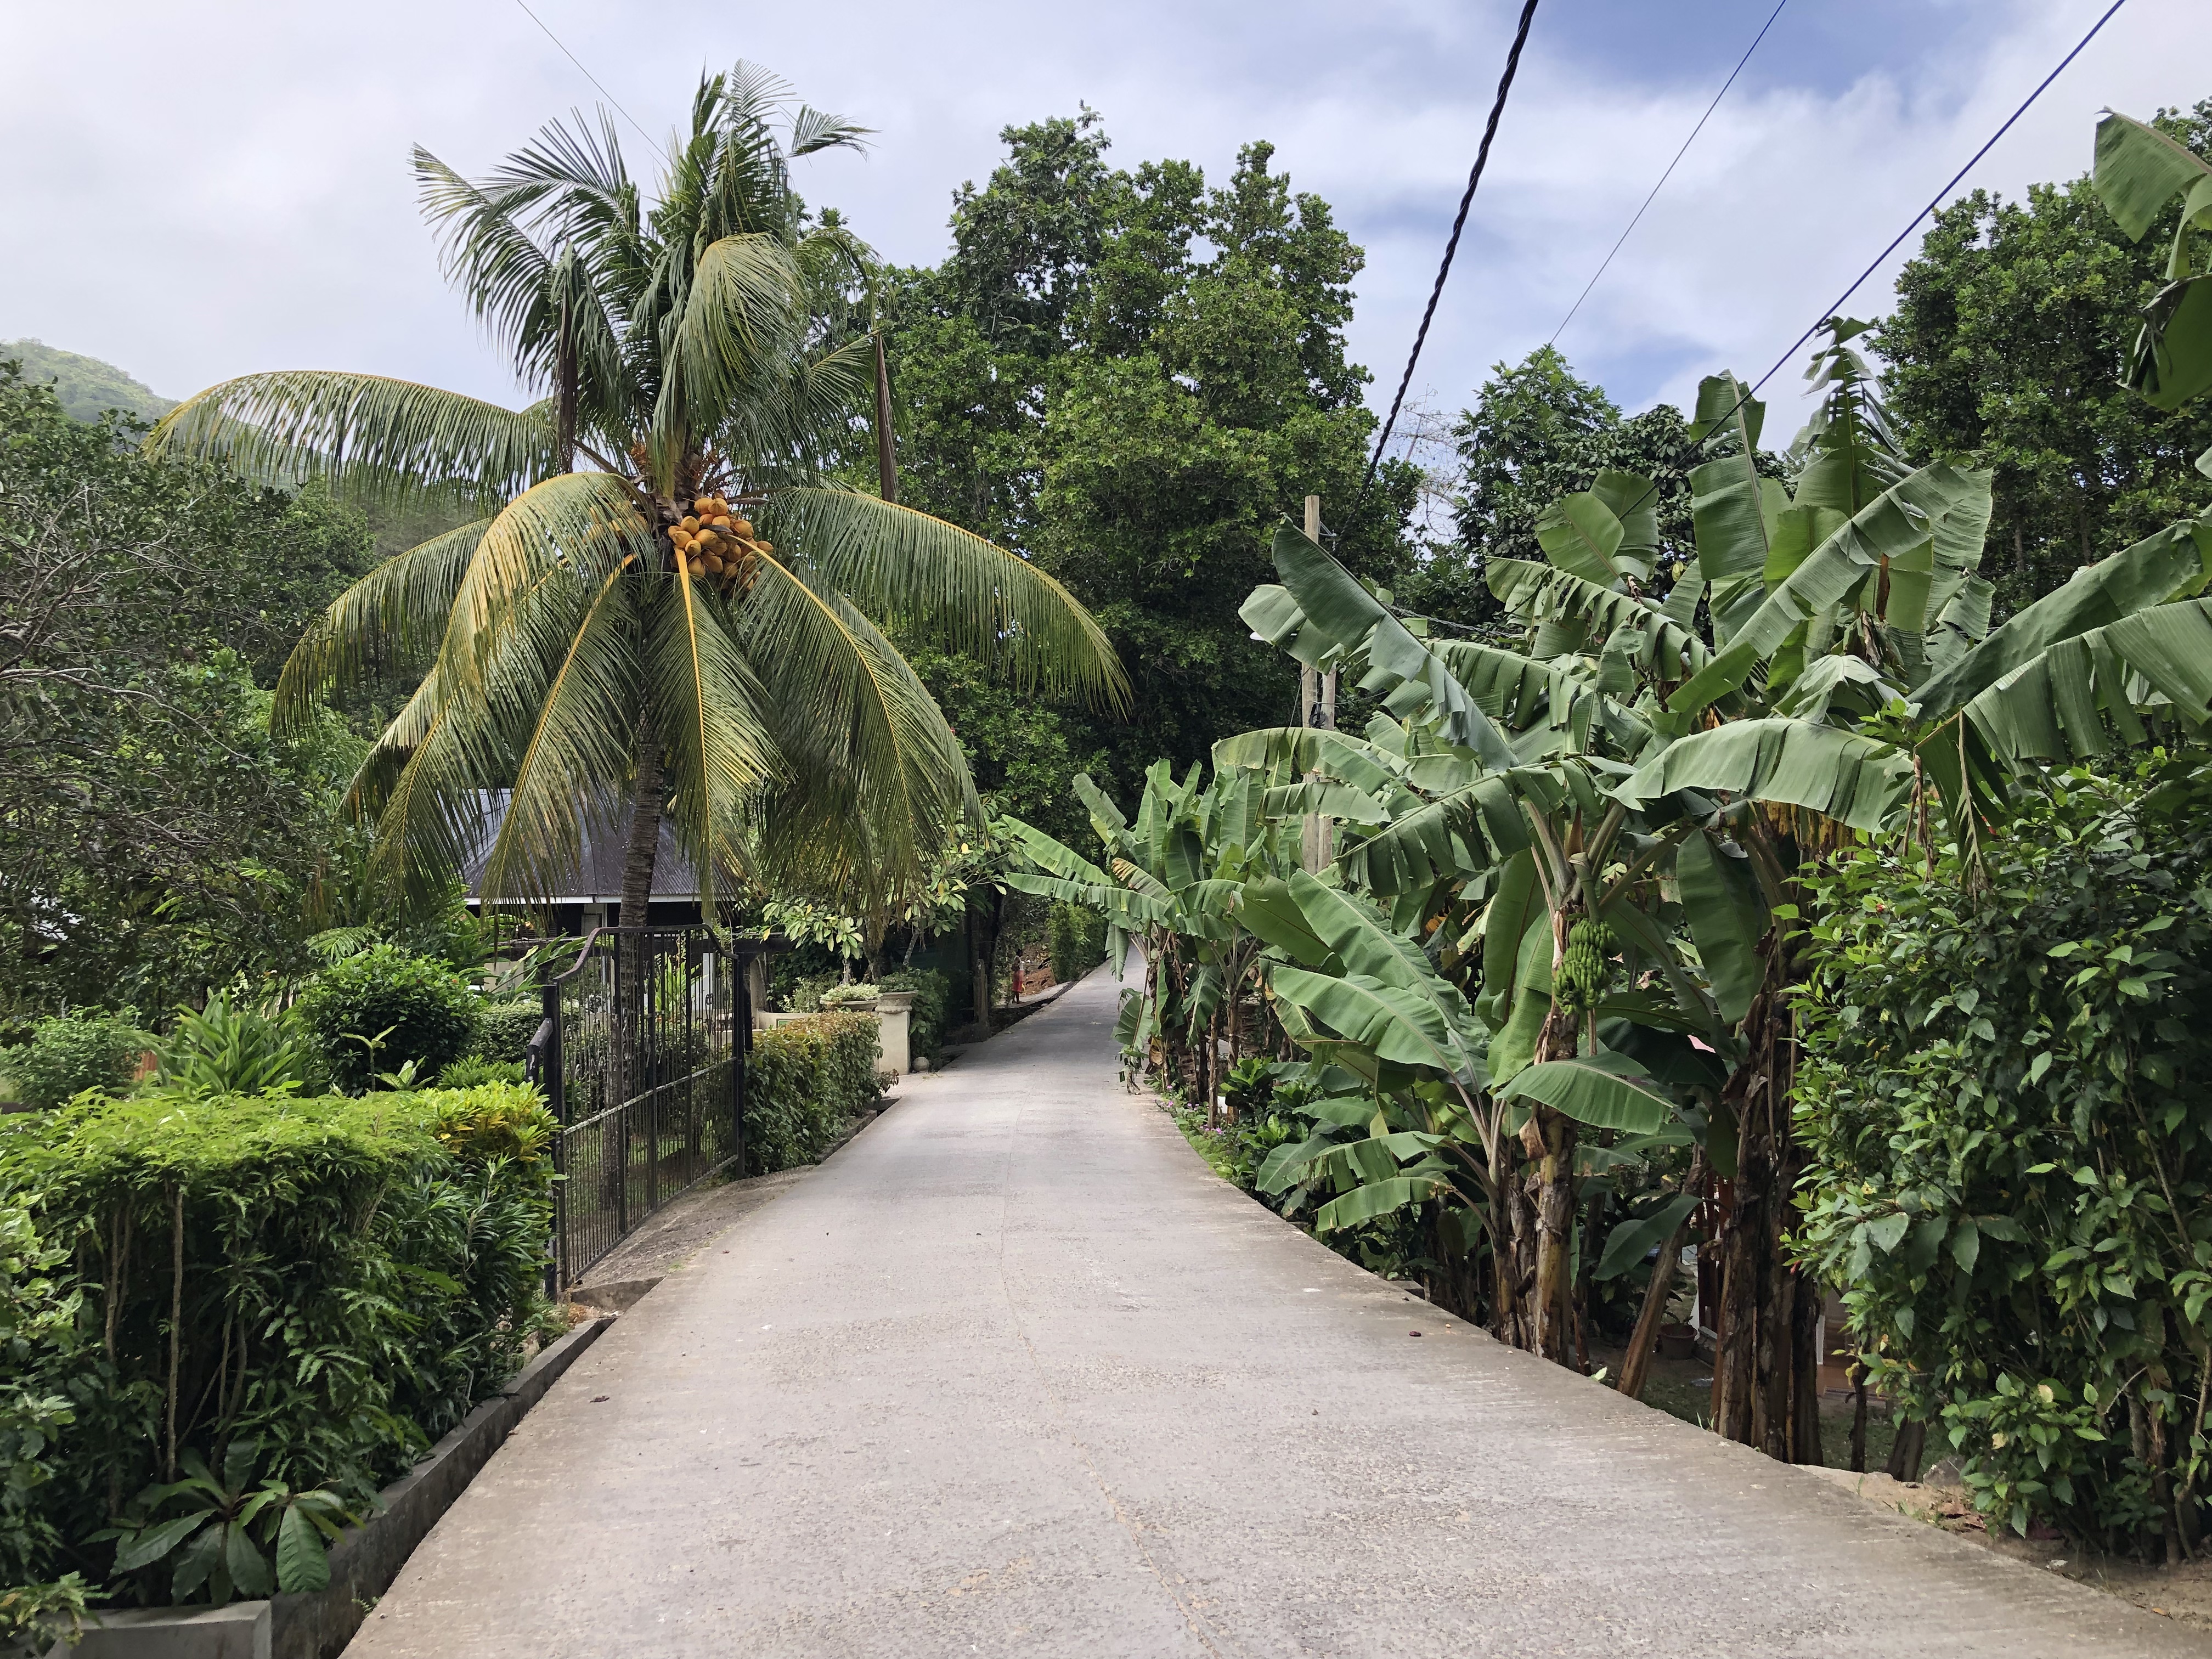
[744,1012,883,1173]
[293,946,482,1094]
[0,366,371,1021]
[0,1082,556,1605]
[1796,755,2212,1555]
[0,1013,155,1110]
[885,113,1415,825]
[1878,100,2212,617]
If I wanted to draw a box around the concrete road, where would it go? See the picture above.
[346,968,2207,1658]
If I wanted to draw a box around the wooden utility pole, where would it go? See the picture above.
[1300,494,1337,873]
[873,331,899,505]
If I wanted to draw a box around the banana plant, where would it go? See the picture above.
[2092,110,2212,451]
[1001,761,1300,1119]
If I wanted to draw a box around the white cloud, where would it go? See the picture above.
[2,0,2204,442]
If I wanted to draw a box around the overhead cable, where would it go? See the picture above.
[1358,0,1542,505]
[1747,0,2131,394]
[1549,0,1790,346]
[511,0,657,146]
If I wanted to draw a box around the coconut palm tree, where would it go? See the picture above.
[151,64,1125,928]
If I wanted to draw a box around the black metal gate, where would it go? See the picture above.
[526,927,769,1289]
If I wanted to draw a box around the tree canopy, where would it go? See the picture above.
[883,113,1417,826]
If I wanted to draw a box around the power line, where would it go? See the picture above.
[511,0,656,148]
[1549,0,1788,347]
[1358,0,1542,504]
[1748,0,2130,394]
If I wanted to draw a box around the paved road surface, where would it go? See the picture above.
[346,968,2207,1658]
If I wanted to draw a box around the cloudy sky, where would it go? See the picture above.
[4,0,2208,451]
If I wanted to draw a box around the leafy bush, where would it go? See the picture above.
[435,1054,526,1090]
[0,1011,154,1109]
[156,996,320,1097]
[778,972,838,1014]
[293,946,479,1093]
[744,1013,881,1175]
[879,968,951,1060]
[1048,902,1107,982]
[469,996,544,1065]
[0,1080,556,1606]
[1796,756,2212,1555]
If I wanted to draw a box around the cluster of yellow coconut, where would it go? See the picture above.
[665,494,771,595]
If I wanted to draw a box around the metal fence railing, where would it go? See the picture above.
[524,927,777,1289]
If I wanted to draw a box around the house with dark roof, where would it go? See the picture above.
[458,792,707,934]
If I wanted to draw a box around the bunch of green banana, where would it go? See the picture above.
[1553,917,1612,1014]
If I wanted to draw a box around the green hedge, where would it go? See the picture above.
[744,1012,881,1175]
[469,996,544,1064]
[0,1081,555,1610]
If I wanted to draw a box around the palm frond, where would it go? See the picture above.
[644,568,780,912]
[474,563,642,906]
[651,234,803,484]
[789,105,873,157]
[445,470,656,678]
[273,516,492,731]
[763,487,1126,708]
[737,547,978,895]
[149,371,555,509]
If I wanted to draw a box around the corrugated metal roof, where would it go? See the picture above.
[459,791,702,904]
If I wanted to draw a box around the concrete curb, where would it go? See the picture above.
[55,1317,611,1659]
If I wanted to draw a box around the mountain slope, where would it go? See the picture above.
[2,338,174,424]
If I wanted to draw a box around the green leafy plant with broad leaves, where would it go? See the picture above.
[1793,754,2212,1555]
[156,996,319,1098]
[1,1012,154,1110]
[149,63,1122,937]
[293,945,479,1094]
[97,1440,353,1604]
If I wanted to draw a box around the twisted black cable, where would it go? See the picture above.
[1357,0,1542,509]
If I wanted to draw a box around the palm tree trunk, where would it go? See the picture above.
[619,718,662,929]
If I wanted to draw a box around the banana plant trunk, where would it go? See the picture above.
[1711,936,1824,1463]
[1617,1147,1709,1401]
[1530,1000,1583,1367]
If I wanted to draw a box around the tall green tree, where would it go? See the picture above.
[1393,347,1708,634]
[1878,100,2212,616]
[0,369,366,1018]
[884,114,1414,808]
[153,67,1122,927]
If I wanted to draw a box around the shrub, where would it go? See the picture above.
[1796,755,2212,1555]
[820,982,878,1008]
[780,972,838,1014]
[879,968,951,1060]
[0,1012,154,1109]
[469,996,544,1065]
[435,1054,526,1090]
[0,1081,555,1606]
[294,946,479,1093]
[744,1012,881,1175]
[1048,902,1107,983]
[156,995,320,1097]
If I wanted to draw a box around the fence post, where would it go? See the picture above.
[732,944,750,1178]
[533,955,567,1297]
